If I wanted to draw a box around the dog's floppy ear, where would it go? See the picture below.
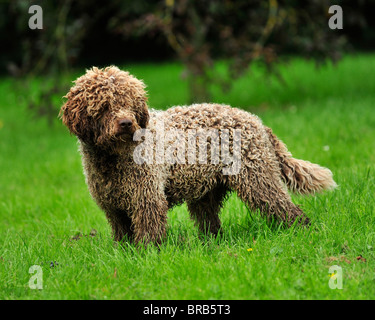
[59,91,90,142]
[136,98,150,129]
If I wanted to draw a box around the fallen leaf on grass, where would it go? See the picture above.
[356,255,367,263]
[227,252,238,258]
[71,229,98,241]
[71,232,82,241]
[325,256,351,264]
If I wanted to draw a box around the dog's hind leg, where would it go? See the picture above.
[227,164,310,227]
[186,184,229,236]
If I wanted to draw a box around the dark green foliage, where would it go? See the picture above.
[0,0,374,119]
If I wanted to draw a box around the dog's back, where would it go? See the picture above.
[148,103,336,205]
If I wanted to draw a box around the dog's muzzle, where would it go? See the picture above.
[116,117,136,135]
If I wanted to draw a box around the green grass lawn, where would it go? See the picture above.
[0,54,374,300]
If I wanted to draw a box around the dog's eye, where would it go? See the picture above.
[102,103,110,112]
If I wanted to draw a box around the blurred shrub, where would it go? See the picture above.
[111,0,349,102]
[0,0,374,119]
[2,0,119,124]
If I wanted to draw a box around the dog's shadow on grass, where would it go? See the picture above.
[107,205,314,254]
[155,212,311,252]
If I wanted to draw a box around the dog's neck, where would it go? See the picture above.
[79,139,137,164]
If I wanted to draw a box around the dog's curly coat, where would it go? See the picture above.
[60,66,337,244]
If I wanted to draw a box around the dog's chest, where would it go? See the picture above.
[82,153,136,210]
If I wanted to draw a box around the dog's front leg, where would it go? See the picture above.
[105,209,133,243]
[130,191,168,246]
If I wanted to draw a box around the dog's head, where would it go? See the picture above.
[60,66,149,148]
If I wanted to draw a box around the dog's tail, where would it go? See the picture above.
[265,127,337,195]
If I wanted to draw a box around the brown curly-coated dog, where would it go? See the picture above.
[60,66,337,245]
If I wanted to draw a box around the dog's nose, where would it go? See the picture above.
[118,118,133,128]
